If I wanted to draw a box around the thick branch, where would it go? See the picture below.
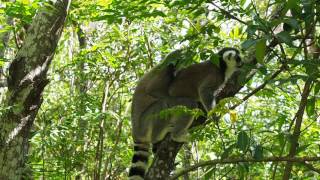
[282,79,313,179]
[171,156,320,179]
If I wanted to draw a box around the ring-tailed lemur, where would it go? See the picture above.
[129,48,243,180]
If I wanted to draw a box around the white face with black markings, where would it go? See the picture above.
[222,50,242,68]
[221,49,243,81]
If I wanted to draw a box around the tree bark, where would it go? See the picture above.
[74,24,89,180]
[0,0,70,179]
[282,79,312,179]
[0,10,13,87]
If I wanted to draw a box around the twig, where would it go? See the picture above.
[301,162,320,174]
[170,156,320,179]
[230,65,285,109]
[186,17,200,34]
[210,3,248,25]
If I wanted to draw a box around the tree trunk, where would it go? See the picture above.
[74,24,89,180]
[0,0,70,179]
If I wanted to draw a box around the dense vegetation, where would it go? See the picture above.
[0,0,319,179]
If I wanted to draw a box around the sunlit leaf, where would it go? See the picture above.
[19,0,30,4]
[97,0,112,7]
[306,98,315,117]
[230,110,237,123]
[237,131,249,152]
[255,39,266,64]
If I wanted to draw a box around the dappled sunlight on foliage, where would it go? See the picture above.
[0,0,319,179]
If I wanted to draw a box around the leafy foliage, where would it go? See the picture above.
[0,0,319,179]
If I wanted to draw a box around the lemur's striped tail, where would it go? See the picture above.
[129,143,150,180]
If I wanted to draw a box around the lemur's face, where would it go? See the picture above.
[222,49,243,69]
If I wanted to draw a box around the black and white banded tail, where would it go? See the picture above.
[129,143,150,180]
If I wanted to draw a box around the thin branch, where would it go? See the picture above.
[230,65,285,109]
[301,162,320,174]
[185,17,200,34]
[231,22,312,110]
[144,32,153,68]
[171,156,320,179]
[210,3,248,25]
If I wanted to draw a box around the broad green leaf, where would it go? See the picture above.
[284,18,300,30]
[306,98,315,117]
[276,31,294,46]
[237,131,249,151]
[253,145,263,160]
[241,39,257,50]
[287,0,298,9]
[255,39,266,64]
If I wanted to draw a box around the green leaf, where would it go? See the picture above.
[277,115,287,131]
[278,133,290,148]
[296,144,311,154]
[306,98,315,117]
[241,39,257,50]
[255,39,266,64]
[314,83,320,94]
[237,131,249,152]
[284,18,300,30]
[253,145,263,160]
[210,54,220,66]
[204,167,215,180]
[258,66,268,75]
[287,0,298,9]
[238,162,249,177]
[276,31,294,46]
[221,144,235,159]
